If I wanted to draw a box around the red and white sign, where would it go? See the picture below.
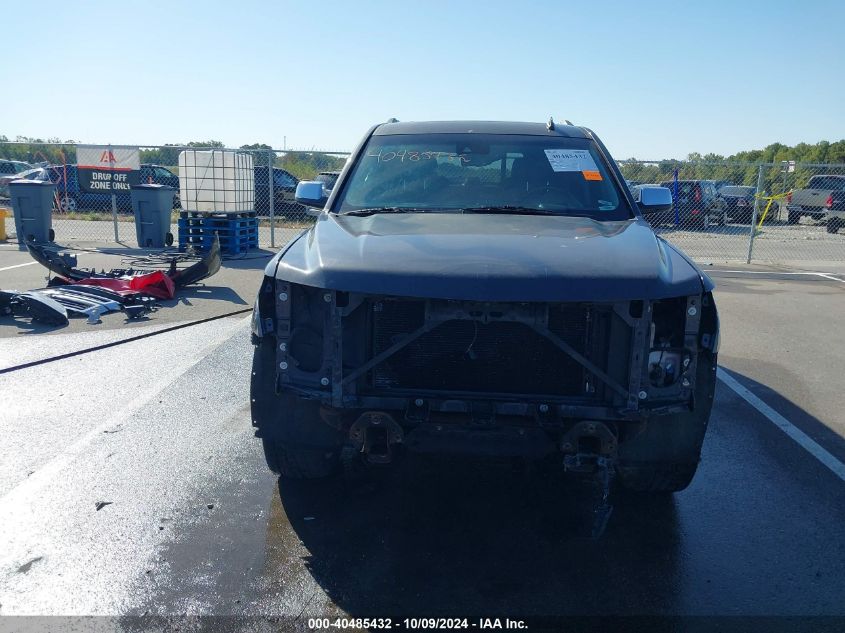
[77,145,140,193]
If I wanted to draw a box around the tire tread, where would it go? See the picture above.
[617,462,698,493]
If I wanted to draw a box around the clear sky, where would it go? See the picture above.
[2,0,843,159]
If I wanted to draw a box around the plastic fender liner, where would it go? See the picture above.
[0,290,69,326]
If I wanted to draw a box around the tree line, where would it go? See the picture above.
[619,140,845,194]
[3,134,842,190]
[0,136,346,181]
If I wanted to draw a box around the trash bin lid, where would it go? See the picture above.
[131,183,176,191]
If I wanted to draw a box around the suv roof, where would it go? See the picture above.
[374,120,589,138]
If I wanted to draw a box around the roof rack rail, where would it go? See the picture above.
[547,117,555,131]
[386,117,399,123]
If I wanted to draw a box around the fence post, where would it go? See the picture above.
[268,150,275,248]
[109,143,119,242]
[746,164,766,264]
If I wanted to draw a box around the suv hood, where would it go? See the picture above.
[274,213,709,302]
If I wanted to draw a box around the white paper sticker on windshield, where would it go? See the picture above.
[544,149,600,178]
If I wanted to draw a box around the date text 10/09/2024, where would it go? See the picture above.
[308,618,528,630]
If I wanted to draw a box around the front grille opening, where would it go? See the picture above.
[369,301,592,397]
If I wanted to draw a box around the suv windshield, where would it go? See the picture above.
[334,133,630,220]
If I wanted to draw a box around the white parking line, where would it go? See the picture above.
[0,261,36,272]
[0,316,249,512]
[718,368,845,483]
[711,270,845,282]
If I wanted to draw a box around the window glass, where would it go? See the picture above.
[335,134,628,219]
[277,172,296,187]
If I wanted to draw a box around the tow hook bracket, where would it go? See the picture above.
[347,411,404,466]
[561,421,617,538]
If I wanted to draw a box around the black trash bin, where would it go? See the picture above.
[130,184,175,248]
[9,179,56,248]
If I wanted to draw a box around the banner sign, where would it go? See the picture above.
[77,146,140,193]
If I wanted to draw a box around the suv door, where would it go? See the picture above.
[274,170,298,202]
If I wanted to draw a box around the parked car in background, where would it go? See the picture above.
[254,166,306,217]
[140,164,180,189]
[46,164,180,212]
[0,160,34,197]
[632,184,674,227]
[0,159,33,178]
[719,185,758,222]
[0,166,49,198]
[712,180,733,192]
[658,180,728,229]
[786,175,845,228]
[314,170,341,195]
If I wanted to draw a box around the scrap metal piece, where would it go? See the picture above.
[561,420,618,539]
[25,236,222,289]
[0,290,69,326]
[170,236,222,288]
[45,284,130,304]
[123,304,153,319]
[37,289,121,324]
[591,456,615,539]
[25,241,85,281]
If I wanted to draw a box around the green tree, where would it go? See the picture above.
[240,143,275,167]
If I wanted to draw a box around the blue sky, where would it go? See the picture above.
[2,0,843,159]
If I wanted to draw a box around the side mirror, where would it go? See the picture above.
[637,186,673,213]
[295,181,327,213]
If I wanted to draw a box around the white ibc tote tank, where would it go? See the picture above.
[178,149,255,213]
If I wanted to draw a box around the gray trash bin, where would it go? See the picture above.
[130,184,175,248]
[9,179,56,248]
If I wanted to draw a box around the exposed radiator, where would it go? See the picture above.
[369,300,592,396]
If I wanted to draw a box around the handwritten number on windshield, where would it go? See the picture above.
[366,149,470,164]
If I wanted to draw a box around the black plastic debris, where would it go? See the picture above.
[0,290,68,326]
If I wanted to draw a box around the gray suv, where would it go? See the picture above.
[250,119,720,505]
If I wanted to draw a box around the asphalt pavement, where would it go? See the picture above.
[1,267,844,629]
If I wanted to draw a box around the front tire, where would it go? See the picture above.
[261,436,338,479]
[617,347,717,493]
[251,340,342,478]
[787,209,800,225]
[617,462,698,493]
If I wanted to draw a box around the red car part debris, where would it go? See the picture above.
[75,270,176,300]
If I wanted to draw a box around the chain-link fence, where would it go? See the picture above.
[618,160,845,266]
[2,141,844,268]
[0,142,350,249]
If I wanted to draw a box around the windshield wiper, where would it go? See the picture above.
[339,207,430,217]
[462,206,570,216]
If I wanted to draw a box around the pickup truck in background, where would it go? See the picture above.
[786,175,845,231]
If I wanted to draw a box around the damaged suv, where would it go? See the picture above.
[251,120,719,494]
